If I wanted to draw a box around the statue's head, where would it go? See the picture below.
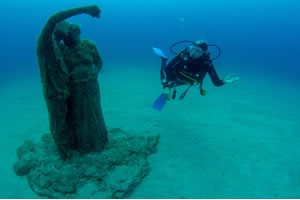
[64,24,81,47]
[54,21,81,47]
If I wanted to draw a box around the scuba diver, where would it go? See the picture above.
[152,40,239,111]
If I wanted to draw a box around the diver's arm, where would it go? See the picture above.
[207,64,224,87]
[37,5,100,51]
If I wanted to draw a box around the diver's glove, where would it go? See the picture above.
[223,74,239,84]
[200,88,207,96]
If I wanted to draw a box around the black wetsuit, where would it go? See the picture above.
[160,49,224,91]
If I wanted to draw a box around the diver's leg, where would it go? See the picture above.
[160,58,173,99]
[160,58,168,86]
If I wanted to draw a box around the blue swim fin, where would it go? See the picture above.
[152,47,168,59]
[152,94,167,111]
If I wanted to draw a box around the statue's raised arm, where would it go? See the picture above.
[38,5,100,51]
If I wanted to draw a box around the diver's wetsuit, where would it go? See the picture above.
[160,49,224,90]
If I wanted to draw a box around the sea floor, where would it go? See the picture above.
[0,63,300,198]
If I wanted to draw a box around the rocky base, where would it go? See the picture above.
[13,128,159,198]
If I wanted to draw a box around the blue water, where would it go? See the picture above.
[0,0,300,83]
[1,0,300,198]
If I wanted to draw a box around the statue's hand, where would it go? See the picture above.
[85,5,101,18]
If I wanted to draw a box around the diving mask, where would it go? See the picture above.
[187,45,205,59]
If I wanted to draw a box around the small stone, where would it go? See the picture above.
[13,161,31,176]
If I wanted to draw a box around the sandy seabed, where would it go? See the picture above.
[1,63,300,198]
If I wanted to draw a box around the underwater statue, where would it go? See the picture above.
[36,5,108,159]
[13,5,160,198]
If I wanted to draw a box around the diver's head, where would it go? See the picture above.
[63,24,81,47]
[194,40,208,51]
[187,40,208,59]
